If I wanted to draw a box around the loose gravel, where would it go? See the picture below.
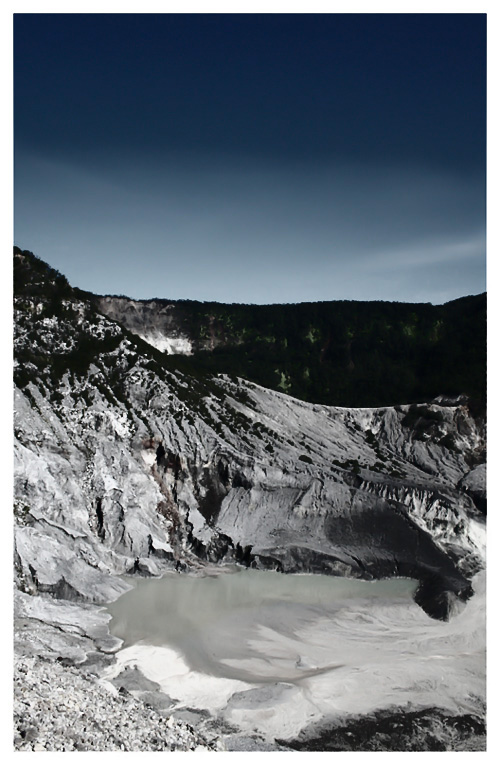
[14,653,224,752]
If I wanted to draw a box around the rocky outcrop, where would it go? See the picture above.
[280,706,485,751]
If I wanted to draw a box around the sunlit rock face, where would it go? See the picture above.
[13,249,486,750]
[96,296,193,354]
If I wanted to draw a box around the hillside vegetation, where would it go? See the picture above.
[15,247,486,411]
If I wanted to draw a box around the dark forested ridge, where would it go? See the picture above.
[164,293,486,409]
[14,247,486,411]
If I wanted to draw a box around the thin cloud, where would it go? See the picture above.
[14,150,485,304]
[362,234,485,271]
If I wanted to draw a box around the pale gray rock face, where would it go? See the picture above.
[13,272,486,750]
[14,590,121,663]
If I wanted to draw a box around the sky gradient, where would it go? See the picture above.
[14,13,486,304]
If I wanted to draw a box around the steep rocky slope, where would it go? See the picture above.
[13,248,486,750]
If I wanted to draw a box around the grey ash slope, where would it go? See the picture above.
[13,248,486,750]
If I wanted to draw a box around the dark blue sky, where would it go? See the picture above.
[14,13,486,303]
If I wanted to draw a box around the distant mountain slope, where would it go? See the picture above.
[13,245,486,749]
[96,285,486,410]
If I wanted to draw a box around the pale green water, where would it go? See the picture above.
[107,568,418,683]
[106,568,485,730]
